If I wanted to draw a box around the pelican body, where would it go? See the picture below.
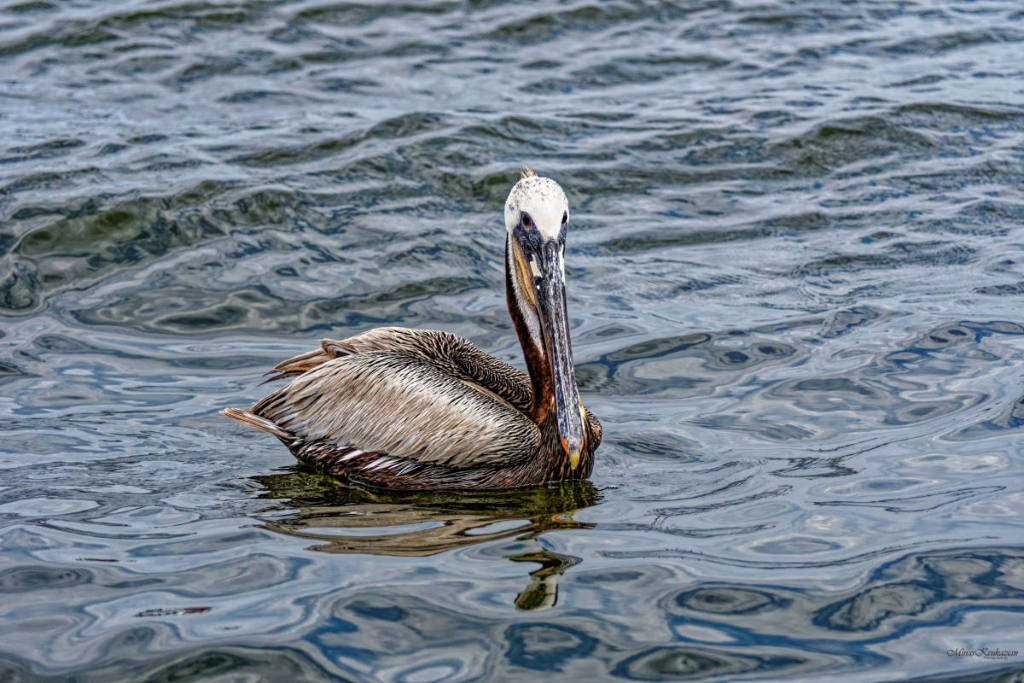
[223,171,601,490]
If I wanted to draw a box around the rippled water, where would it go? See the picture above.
[2,0,1024,680]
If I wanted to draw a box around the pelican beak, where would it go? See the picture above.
[524,238,586,469]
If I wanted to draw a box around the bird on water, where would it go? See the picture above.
[222,170,601,490]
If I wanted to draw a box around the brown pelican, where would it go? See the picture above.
[222,170,602,490]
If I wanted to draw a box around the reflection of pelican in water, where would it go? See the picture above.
[511,549,581,611]
[256,468,597,609]
[224,170,601,490]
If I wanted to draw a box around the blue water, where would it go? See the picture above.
[2,1,1023,680]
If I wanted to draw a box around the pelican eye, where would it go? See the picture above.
[521,212,533,229]
[561,211,568,225]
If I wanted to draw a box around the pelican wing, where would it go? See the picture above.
[252,350,540,470]
[266,327,533,412]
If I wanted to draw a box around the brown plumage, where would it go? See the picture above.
[223,174,601,490]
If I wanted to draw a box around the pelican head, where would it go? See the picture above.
[504,171,587,468]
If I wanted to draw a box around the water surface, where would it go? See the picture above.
[2,0,1024,680]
